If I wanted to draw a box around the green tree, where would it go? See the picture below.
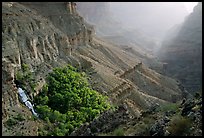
[35,65,111,135]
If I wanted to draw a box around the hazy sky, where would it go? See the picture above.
[183,2,198,13]
[77,2,199,42]
[108,2,199,40]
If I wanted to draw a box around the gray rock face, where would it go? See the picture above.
[20,2,94,39]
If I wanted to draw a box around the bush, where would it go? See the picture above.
[167,115,192,136]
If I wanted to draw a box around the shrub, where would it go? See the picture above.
[113,128,125,136]
[167,115,192,136]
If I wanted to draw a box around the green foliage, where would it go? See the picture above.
[38,127,48,136]
[35,96,49,106]
[35,65,111,136]
[167,115,192,136]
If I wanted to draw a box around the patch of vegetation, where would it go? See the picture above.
[38,127,48,136]
[34,65,111,136]
[167,114,192,136]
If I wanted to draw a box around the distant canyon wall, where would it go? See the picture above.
[157,2,202,94]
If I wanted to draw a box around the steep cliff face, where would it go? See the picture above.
[158,2,202,94]
[20,2,94,44]
[2,2,94,135]
[2,2,184,136]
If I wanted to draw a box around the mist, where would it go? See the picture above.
[77,2,197,55]
[108,2,193,41]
